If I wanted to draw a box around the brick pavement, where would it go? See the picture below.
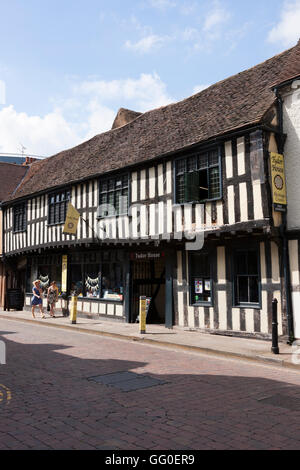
[1,317,300,450]
[0,310,297,369]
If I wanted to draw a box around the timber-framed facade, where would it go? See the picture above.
[3,41,300,340]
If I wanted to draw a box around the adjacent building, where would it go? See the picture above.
[273,42,300,339]
[2,41,300,340]
[0,162,29,308]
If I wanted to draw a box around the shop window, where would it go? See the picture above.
[48,190,71,225]
[101,262,124,301]
[69,251,123,300]
[28,251,124,301]
[189,252,212,305]
[234,250,260,306]
[175,148,221,204]
[98,174,129,218]
[13,203,27,233]
[70,264,84,297]
[27,255,62,294]
[85,264,100,298]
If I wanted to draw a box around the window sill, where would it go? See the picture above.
[191,302,213,308]
[76,297,123,303]
[233,304,261,310]
[47,222,64,227]
[97,214,129,220]
[174,197,222,206]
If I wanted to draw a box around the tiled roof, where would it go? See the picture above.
[4,43,297,203]
[0,163,28,202]
[272,39,300,87]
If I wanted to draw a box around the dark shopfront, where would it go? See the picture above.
[130,251,166,325]
[24,246,174,328]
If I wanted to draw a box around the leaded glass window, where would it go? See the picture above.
[175,148,221,203]
[234,250,260,305]
[13,203,27,233]
[98,174,129,218]
[48,190,71,225]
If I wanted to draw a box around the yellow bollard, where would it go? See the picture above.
[139,296,147,334]
[70,295,78,324]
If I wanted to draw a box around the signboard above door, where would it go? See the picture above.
[130,252,165,261]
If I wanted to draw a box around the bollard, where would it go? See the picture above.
[70,295,78,324]
[271,298,280,355]
[139,296,147,334]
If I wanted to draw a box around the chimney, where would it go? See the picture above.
[111,108,142,130]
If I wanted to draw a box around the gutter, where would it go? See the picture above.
[274,87,294,344]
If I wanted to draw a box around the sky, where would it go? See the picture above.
[0,0,299,157]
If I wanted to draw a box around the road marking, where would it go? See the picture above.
[0,384,12,405]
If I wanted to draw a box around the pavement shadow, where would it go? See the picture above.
[0,329,300,450]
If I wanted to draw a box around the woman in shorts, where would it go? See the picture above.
[31,280,45,319]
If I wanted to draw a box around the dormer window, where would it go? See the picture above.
[98,174,129,218]
[175,148,222,204]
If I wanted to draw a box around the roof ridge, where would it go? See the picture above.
[271,40,300,88]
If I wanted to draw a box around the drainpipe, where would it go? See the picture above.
[275,88,294,344]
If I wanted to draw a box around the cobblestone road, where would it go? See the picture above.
[1,318,300,450]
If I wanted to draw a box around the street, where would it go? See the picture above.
[0,318,300,450]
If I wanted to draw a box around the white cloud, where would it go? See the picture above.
[179,2,232,52]
[148,0,176,10]
[0,105,81,157]
[76,73,174,111]
[182,27,199,41]
[0,80,5,105]
[203,2,231,34]
[0,73,174,156]
[268,0,300,47]
[125,34,170,53]
[180,1,197,15]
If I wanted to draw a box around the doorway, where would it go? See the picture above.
[131,254,165,324]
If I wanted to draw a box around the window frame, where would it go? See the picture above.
[68,250,125,302]
[174,146,222,205]
[98,173,129,219]
[188,250,214,307]
[47,189,71,226]
[13,202,27,233]
[232,248,262,309]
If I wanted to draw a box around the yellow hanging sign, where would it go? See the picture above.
[270,152,287,211]
[62,255,68,293]
[63,203,80,235]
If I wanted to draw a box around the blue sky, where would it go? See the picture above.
[0,0,299,157]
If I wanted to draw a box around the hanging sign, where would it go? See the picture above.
[62,255,68,293]
[63,203,80,235]
[270,153,287,212]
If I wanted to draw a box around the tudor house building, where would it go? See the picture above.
[2,42,300,340]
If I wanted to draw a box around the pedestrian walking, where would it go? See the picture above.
[47,281,59,318]
[31,280,45,319]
